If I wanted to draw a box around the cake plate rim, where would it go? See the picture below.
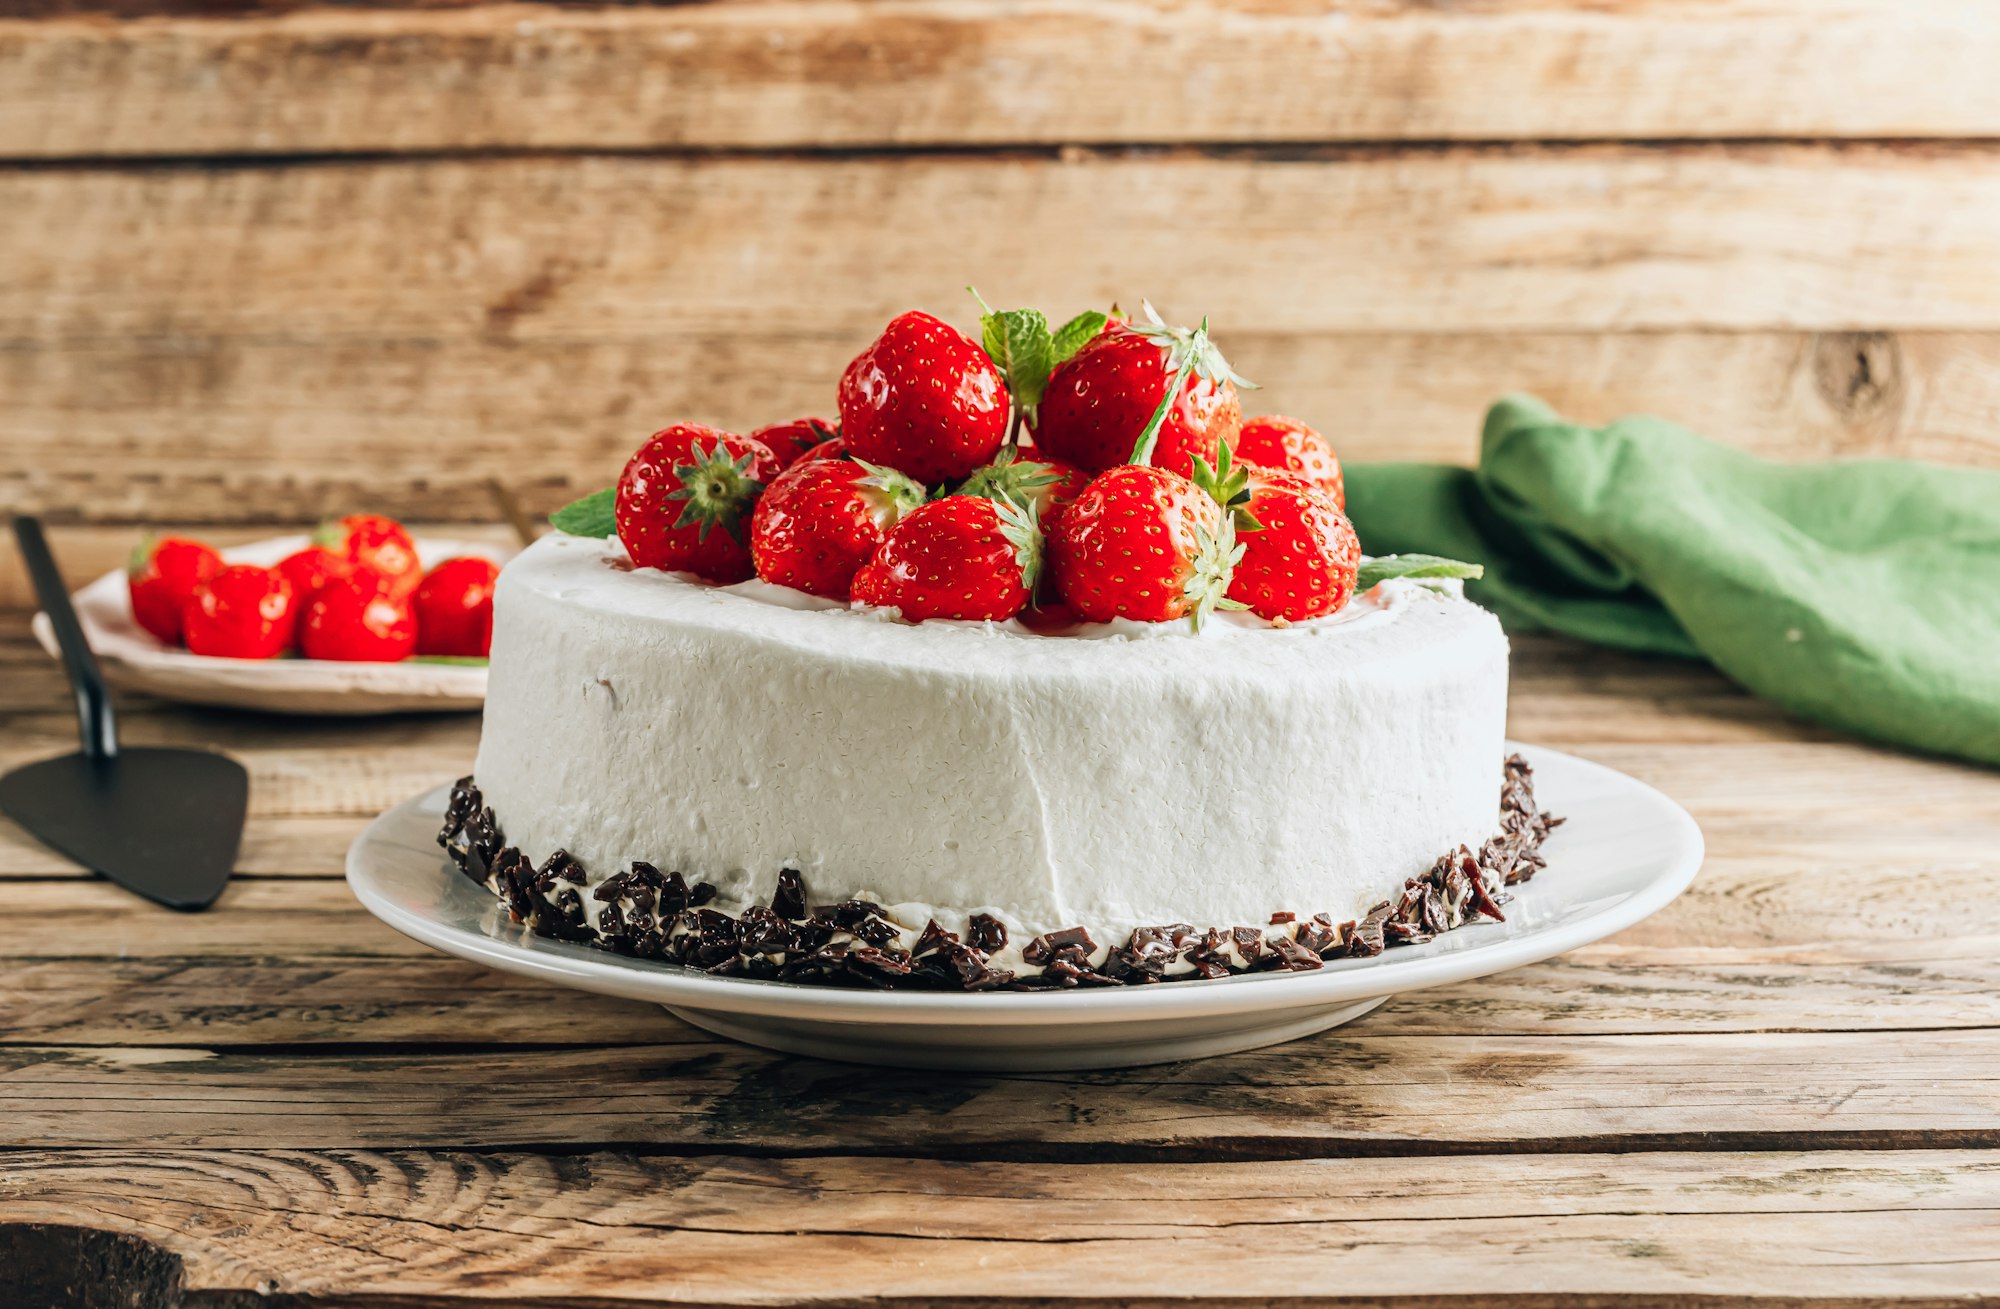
[344,742,1702,1062]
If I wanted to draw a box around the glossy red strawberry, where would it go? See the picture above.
[301,572,418,662]
[414,556,501,657]
[275,545,348,602]
[1235,415,1345,509]
[316,514,421,597]
[797,435,848,463]
[749,457,926,599]
[1225,470,1359,622]
[615,423,784,583]
[751,418,839,469]
[839,310,1008,483]
[956,448,1091,528]
[127,535,223,645]
[1048,465,1241,626]
[852,495,1042,622]
[182,565,295,659]
[1036,306,1248,479]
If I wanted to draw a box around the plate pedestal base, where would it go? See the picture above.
[666,996,1391,1071]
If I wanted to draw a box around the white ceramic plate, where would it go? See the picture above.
[34,535,515,715]
[346,743,1702,1071]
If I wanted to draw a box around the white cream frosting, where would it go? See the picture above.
[472,533,1510,942]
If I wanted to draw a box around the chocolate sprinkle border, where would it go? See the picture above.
[437,755,1562,991]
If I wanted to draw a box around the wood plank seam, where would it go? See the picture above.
[9,137,2000,171]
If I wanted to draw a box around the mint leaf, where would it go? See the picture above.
[982,308,1054,409]
[1050,310,1108,364]
[549,487,616,537]
[1356,554,1484,591]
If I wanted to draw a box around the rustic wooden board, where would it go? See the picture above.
[8,329,1998,535]
[7,1029,1999,1154]
[9,942,1999,1048]
[5,1,2000,157]
[12,148,2000,340]
[5,1149,1997,1305]
[10,146,2000,532]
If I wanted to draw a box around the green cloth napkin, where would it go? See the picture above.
[1344,395,2000,767]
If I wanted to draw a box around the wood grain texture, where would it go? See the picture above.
[8,1030,2000,1154]
[5,1150,1997,1304]
[9,329,2000,533]
[9,147,2000,530]
[9,943,1999,1048]
[5,0,2000,157]
[12,147,2000,338]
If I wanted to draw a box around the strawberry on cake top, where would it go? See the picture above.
[443,294,1557,990]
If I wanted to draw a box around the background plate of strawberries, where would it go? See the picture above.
[33,525,515,715]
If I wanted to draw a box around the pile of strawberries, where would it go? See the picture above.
[127,514,500,661]
[559,297,1386,629]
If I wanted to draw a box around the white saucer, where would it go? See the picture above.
[345,744,1701,1071]
[35,535,514,715]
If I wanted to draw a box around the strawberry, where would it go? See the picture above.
[751,417,839,469]
[301,571,418,662]
[127,535,223,645]
[182,565,295,659]
[852,495,1042,622]
[275,545,348,602]
[749,457,926,599]
[1048,464,1243,627]
[796,435,848,463]
[839,310,1008,483]
[1235,415,1345,510]
[1223,469,1360,622]
[615,423,784,583]
[414,556,502,657]
[955,448,1091,526]
[315,514,422,597]
[1036,304,1250,479]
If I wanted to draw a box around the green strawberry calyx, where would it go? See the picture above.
[851,457,928,530]
[1128,302,1256,467]
[968,288,1108,445]
[126,531,161,577]
[956,447,1067,510]
[1188,442,1263,534]
[549,488,616,538]
[1183,516,1249,632]
[670,440,766,545]
[992,495,1045,594]
[1356,554,1485,592]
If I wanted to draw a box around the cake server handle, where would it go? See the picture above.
[14,515,119,761]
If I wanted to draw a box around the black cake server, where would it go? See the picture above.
[0,516,247,910]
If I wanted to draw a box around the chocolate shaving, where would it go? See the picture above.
[771,867,808,921]
[435,755,1559,992]
[968,913,1008,953]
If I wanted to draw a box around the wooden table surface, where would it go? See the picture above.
[8,0,2000,1301]
[6,611,2000,1306]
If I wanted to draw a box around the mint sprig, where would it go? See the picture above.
[1356,554,1485,591]
[969,289,1109,442]
[550,487,615,537]
[1050,310,1108,365]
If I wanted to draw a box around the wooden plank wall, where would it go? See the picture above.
[5,0,2000,600]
